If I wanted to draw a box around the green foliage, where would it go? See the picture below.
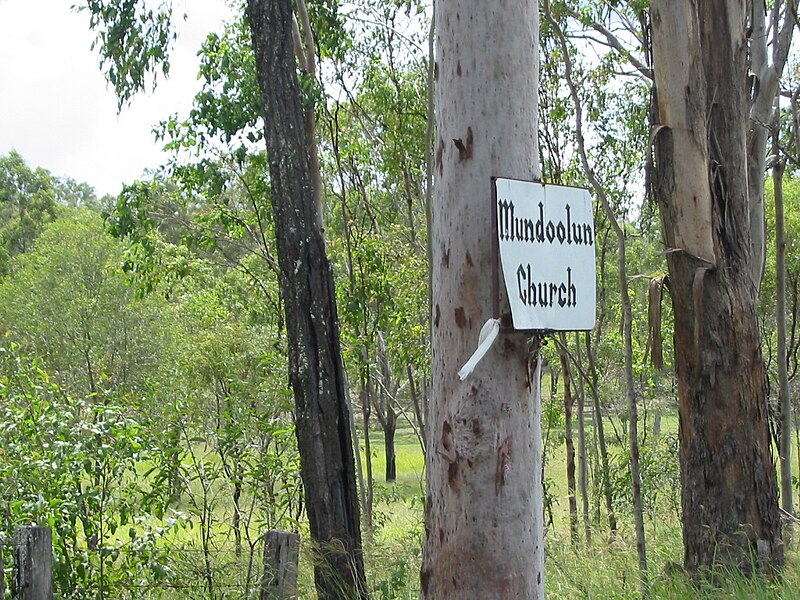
[0,151,59,274]
[609,433,681,521]
[762,176,800,382]
[174,268,300,528]
[105,179,199,296]
[157,15,262,151]
[78,0,176,110]
[52,176,105,211]
[0,345,182,596]
[0,209,175,401]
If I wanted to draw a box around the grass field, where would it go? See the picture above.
[355,414,800,599]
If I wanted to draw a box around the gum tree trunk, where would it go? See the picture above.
[651,0,783,573]
[247,0,367,596]
[420,1,544,598]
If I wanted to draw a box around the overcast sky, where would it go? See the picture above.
[0,0,233,197]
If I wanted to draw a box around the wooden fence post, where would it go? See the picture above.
[260,530,300,600]
[1,532,5,599]
[13,526,53,600]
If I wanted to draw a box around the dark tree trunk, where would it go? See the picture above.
[246,1,368,597]
[376,332,398,482]
[361,374,374,537]
[384,410,397,482]
[651,0,783,573]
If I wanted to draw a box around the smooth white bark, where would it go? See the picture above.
[421,1,544,598]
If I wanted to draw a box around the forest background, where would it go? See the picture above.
[2,1,800,598]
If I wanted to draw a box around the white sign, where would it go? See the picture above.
[495,177,596,331]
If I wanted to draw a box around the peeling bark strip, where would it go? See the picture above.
[651,0,783,574]
[246,1,368,597]
[438,421,460,492]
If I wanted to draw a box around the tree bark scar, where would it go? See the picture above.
[454,306,467,328]
[439,420,460,492]
[436,139,445,175]
[434,303,441,328]
[472,418,481,436]
[440,421,457,463]
[496,436,512,495]
[526,335,545,389]
[453,126,474,161]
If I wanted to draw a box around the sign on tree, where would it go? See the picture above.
[494,177,596,331]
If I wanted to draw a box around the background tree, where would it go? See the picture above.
[651,0,783,572]
[246,0,368,597]
[0,209,174,402]
[0,151,58,274]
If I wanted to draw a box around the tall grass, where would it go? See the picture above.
[363,422,800,599]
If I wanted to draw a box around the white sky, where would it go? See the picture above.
[0,0,233,197]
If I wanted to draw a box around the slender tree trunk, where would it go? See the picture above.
[384,411,397,482]
[585,333,617,533]
[774,157,793,528]
[233,469,243,558]
[331,107,370,543]
[377,332,398,482]
[651,0,783,574]
[407,365,427,456]
[746,0,797,288]
[575,332,592,545]
[247,1,367,596]
[558,334,578,545]
[361,373,374,539]
[421,1,544,597]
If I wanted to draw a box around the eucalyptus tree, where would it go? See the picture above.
[246,1,368,596]
[421,0,544,597]
[541,7,659,576]
[764,174,800,527]
[764,177,800,388]
[323,44,429,489]
[545,6,649,581]
[650,0,792,572]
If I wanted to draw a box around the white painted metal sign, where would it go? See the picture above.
[495,177,596,331]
